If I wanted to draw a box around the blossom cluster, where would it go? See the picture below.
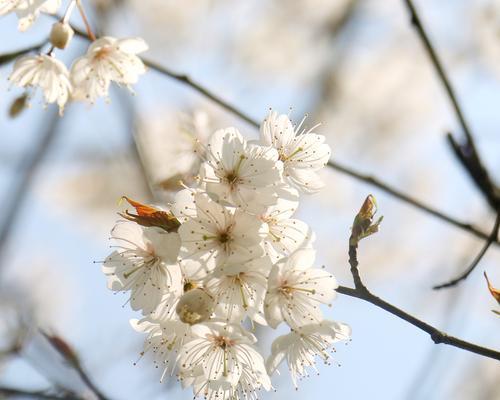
[102,110,351,398]
[2,0,148,115]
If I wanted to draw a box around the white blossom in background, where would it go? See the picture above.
[71,36,148,103]
[265,248,338,328]
[0,0,61,31]
[9,54,72,115]
[260,110,331,193]
[266,320,351,388]
[102,221,182,314]
[201,127,283,213]
[136,109,212,192]
[101,110,349,398]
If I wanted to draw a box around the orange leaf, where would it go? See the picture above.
[119,196,180,232]
[484,271,500,305]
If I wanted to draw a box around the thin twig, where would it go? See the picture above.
[76,0,96,41]
[0,110,61,267]
[403,0,473,145]
[339,218,500,361]
[0,40,47,66]
[41,331,109,400]
[66,23,497,244]
[403,0,499,210]
[336,285,500,361]
[0,386,80,400]
[433,212,500,290]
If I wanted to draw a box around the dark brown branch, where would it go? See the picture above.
[67,24,497,245]
[336,285,500,361]
[339,217,500,361]
[403,0,499,210]
[0,40,47,66]
[433,212,500,290]
[327,160,496,245]
[446,133,500,211]
[403,0,473,144]
[0,386,80,400]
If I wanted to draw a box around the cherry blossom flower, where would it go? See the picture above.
[201,127,283,213]
[99,108,344,395]
[0,0,61,31]
[102,221,182,314]
[266,320,351,388]
[70,36,148,103]
[260,187,313,263]
[9,54,72,115]
[264,248,338,328]
[131,315,193,380]
[179,323,271,398]
[204,257,272,325]
[176,192,267,279]
[260,110,331,193]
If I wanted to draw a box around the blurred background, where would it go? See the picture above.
[0,0,499,399]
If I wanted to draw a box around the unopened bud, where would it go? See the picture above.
[9,93,29,118]
[176,288,213,325]
[49,22,74,49]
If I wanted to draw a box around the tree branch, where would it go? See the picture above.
[339,203,500,361]
[41,331,109,400]
[336,285,500,361]
[0,40,47,66]
[403,0,499,210]
[0,110,61,267]
[0,386,80,400]
[433,212,500,290]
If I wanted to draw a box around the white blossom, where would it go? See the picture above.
[204,257,272,325]
[179,323,271,398]
[176,192,267,279]
[102,221,182,314]
[260,110,331,193]
[201,127,283,213]
[9,54,71,115]
[266,320,351,388]
[71,36,148,103]
[264,248,338,328]
[0,0,61,31]
[261,187,313,263]
[131,315,192,380]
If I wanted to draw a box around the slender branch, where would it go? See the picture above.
[0,40,47,66]
[403,0,499,210]
[327,159,496,245]
[0,110,61,267]
[402,0,473,144]
[41,331,109,400]
[0,387,80,400]
[66,23,497,244]
[339,210,500,361]
[336,285,500,361]
[433,212,500,290]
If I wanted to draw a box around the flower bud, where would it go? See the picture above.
[49,22,74,49]
[175,288,213,325]
[9,93,29,118]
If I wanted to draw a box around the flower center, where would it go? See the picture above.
[94,46,112,60]
[218,231,230,244]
